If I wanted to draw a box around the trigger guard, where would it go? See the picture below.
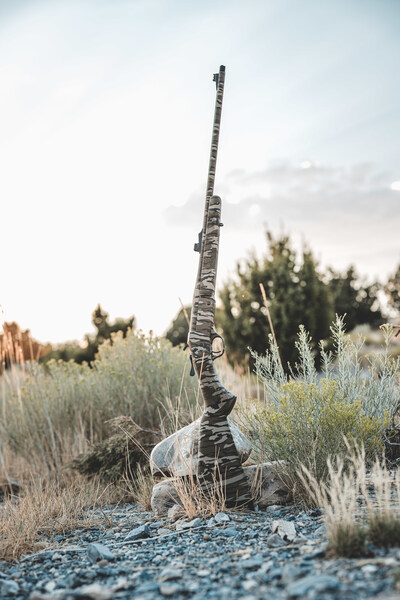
[211,332,225,361]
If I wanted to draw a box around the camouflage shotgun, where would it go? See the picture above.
[187,66,253,509]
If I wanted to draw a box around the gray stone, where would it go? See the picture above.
[286,574,340,597]
[160,583,184,596]
[167,504,184,523]
[281,565,307,585]
[150,417,252,477]
[220,526,238,537]
[150,479,182,517]
[86,543,115,564]
[266,533,287,548]
[176,517,203,530]
[271,519,296,542]
[0,579,19,597]
[244,463,290,508]
[158,568,183,582]
[75,583,114,600]
[214,512,230,523]
[241,557,263,570]
[124,524,151,541]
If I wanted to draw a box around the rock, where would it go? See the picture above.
[266,533,287,547]
[86,543,115,564]
[160,583,184,596]
[175,517,203,530]
[219,526,238,537]
[272,519,296,542]
[151,478,181,517]
[214,512,230,524]
[286,574,340,597]
[243,463,290,508]
[150,417,252,477]
[158,568,183,582]
[124,524,151,541]
[281,565,308,585]
[167,504,184,523]
[241,557,263,570]
[75,583,114,600]
[0,579,19,596]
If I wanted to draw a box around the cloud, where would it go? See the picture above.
[164,161,400,280]
[164,160,398,229]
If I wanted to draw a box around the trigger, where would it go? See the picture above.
[189,355,195,377]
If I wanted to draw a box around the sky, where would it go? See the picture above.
[1,0,399,344]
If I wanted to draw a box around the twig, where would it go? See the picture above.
[259,283,283,371]
[178,298,190,327]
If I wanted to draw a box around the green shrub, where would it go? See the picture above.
[239,379,388,505]
[236,316,399,505]
[0,330,199,472]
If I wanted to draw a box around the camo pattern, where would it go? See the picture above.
[187,66,253,508]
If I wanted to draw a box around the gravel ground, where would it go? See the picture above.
[1,503,400,600]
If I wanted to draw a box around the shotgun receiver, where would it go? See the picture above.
[187,66,253,508]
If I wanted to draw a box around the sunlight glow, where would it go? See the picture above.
[390,181,400,191]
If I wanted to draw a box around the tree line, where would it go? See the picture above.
[3,230,399,370]
[166,230,400,368]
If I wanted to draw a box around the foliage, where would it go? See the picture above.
[42,304,135,365]
[165,305,191,347]
[238,379,388,505]
[0,322,51,372]
[385,263,400,315]
[0,330,198,472]
[217,231,334,368]
[236,317,399,505]
[251,317,400,420]
[326,266,383,330]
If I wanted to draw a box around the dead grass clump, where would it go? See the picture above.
[0,474,116,562]
[361,458,400,548]
[173,471,227,519]
[300,445,400,557]
[368,515,400,548]
[299,451,369,558]
[70,417,161,482]
[123,464,154,512]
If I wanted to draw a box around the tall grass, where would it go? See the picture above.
[300,445,400,557]
[0,330,198,474]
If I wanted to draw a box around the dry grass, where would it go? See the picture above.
[300,444,400,557]
[299,449,368,557]
[0,473,118,561]
[122,464,154,512]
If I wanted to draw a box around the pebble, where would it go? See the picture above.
[86,543,115,564]
[215,512,231,523]
[124,524,150,541]
[0,502,397,600]
[287,574,340,597]
[175,517,203,531]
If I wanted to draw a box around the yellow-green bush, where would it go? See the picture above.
[238,379,389,506]
[0,330,199,472]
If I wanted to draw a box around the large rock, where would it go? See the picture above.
[151,478,182,516]
[150,461,290,516]
[150,418,252,478]
[244,462,291,508]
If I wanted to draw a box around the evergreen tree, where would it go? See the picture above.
[42,305,135,365]
[326,267,383,330]
[217,231,334,368]
[165,305,191,347]
[385,264,400,315]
